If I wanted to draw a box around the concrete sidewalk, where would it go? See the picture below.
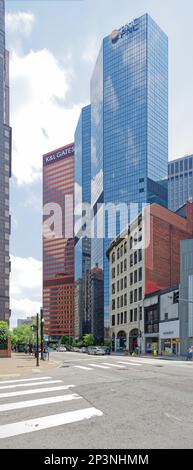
[0,353,57,379]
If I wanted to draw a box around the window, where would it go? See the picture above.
[124,276,127,288]
[130,254,133,267]
[139,177,144,183]
[112,252,115,263]
[112,284,115,294]
[112,268,115,279]
[117,298,120,309]
[112,315,115,326]
[124,242,127,254]
[121,278,123,290]
[134,251,137,265]
[134,289,137,302]
[121,296,123,308]
[164,312,168,320]
[124,259,127,271]
[138,267,142,281]
[117,265,119,276]
[121,312,123,324]
[124,293,127,306]
[184,159,188,171]
[138,249,142,262]
[120,245,123,257]
[121,262,123,274]
[117,314,120,325]
[124,311,127,324]
[189,157,193,170]
[130,309,133,322]
[139,188,144,193]
[175,162,178,173]
[112,299,115,310]
[130,291,133,304]
[117,248,120,260]
[117,280,119,292]
[130,272,133,285]
[130,237,133,249]
[134,270,137,283]
[139,306,142,321]
[139,287,142,300]
[180,160,183,172]
[134,308,137,322]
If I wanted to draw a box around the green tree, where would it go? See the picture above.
[0,321,10,347]
[11,322,35,347]
[83,334,94,347]
[61,336,73,346]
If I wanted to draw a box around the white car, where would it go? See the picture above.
[56,346,67,352]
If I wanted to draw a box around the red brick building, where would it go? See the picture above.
[43,143,74,339]
[145,202,193,295]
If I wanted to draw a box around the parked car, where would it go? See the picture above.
[103,346,111,355]
[95,347,105,355]
[87,347,97,355]
[80,347,88,353]
[56,346,67,352]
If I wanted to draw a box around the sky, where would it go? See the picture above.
[5,0,193,327]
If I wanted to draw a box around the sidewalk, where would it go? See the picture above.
[0,353,57,379]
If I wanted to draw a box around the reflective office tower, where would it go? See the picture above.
[74,105,93,338]
[43,144,74,339]
[0,1,12,322]
[91,13,168,336]
[168,155,193,212]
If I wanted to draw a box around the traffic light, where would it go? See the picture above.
[173,291,179,303]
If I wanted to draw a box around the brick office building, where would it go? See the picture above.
[108,202,193,352]
[43,143,74,339]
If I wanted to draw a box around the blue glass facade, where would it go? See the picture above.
[91,13,168,333]
[168,155,193,212]
[74,105,92,337]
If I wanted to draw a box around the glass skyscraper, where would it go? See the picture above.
[168,155,193,212]
[74,105,93,338]
[0,0,12,323]
[91,13,168,334]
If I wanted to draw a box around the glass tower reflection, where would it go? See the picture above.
[91,13,168,335]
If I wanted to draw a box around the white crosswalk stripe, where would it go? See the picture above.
[0,408,103,439]
[0,394,82,412]
[0,376,103,439]
[102,362,126,368]
[0,380,63,390]
[118,361,142,367]
[88,363,110,369]
[0,376,52,385]
[74,365,93,370]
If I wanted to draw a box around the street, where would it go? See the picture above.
[0,352,193,449]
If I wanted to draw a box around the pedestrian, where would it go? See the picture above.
[186,347,192,361]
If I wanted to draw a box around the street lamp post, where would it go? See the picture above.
[137,304,141,356]
[36,313,39,367]
[40,307,44,360]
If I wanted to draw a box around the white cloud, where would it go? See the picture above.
[82,36,100,66]
[10,256,42,328]
[10,48,82,185]
[6,11,35,37]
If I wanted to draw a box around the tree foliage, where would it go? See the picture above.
[11,322,36,346]
[82,334,94,347]
[0,321,10,345]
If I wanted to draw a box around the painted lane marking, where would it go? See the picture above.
[0,394,82,412]
[0,380,63,390]
[0,376,52,385]
[118,361,142,367]
[74,366,93,371]
[0,407,103,438]
[88,364,110,369]
[0,385,75,399]
[102,363,126,368]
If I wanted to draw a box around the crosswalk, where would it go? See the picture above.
[73,361,142,372]
[0,375,103,440]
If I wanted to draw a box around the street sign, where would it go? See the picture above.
[44,335,49,342]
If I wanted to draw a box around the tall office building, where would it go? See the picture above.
[91,13,168,335]
[43,143,74,339]
[74,105,92,338]
[168,155,193,212]
[0,1,12,322]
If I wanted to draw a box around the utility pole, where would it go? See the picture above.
[40,307,44,360]
[137,303,141,356]
[36,313,39,367]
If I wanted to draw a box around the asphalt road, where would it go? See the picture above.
[0,352,193,449]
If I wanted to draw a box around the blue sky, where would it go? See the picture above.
[5,0,193,325]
